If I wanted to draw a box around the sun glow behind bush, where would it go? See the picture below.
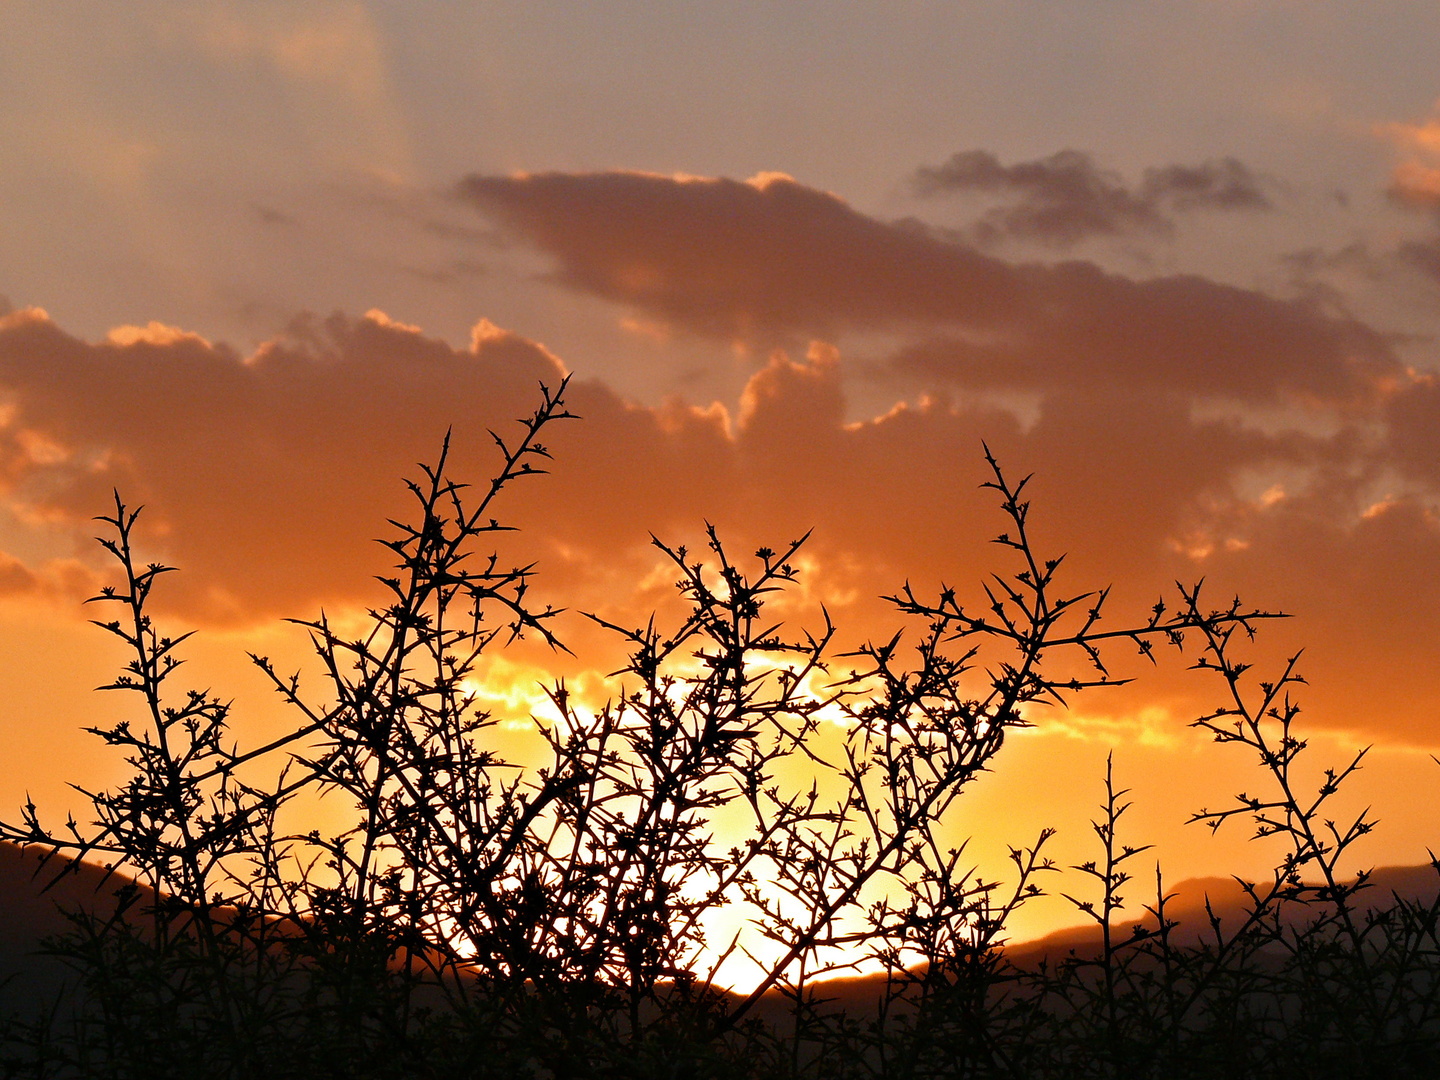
[10,380,1429,1079]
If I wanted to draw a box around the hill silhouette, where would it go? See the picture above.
[748,862,1440,1022]
[5,838,1434,1027]
[0,842,151,1020]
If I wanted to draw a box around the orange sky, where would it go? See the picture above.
[2,3,1440,961]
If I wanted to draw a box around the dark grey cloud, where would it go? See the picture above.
[912,150,1270,247]
[458,170,1390,409]
[1398,236,1440,283]
[250,203,298,228]
[1139,158,1271,211]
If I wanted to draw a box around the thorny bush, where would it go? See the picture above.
[2,379,1437,1079]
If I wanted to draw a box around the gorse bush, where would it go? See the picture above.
[2,379,1438,1078]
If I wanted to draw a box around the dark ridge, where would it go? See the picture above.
[6,839,1435,1025]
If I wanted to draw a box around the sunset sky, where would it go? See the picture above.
[3,1,1440,946]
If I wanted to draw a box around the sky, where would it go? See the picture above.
[3,0,1440,950]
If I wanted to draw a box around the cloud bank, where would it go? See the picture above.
[458,169,1387,407]
[0,170,1435,746]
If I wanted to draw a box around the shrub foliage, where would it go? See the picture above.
[3,380,1438,1078]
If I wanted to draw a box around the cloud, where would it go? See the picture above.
[1390,162,1440,209]
[1303,105,1440,291]
[0,551,99,602]
[175,1,414,180]
[0,552,36,597]
[1386,371,1440,484]
[1379,105,1440,211]
[913,150,1166,244]
[4,148,1439,744]
[1398,236,1440,283]
[439,169,1437,743]
[459,170,1390,409]
[457,170,1034,339]
[0,306,572,621]
[0,301,1437,745]
[189,2,392,106]
[251,203,298,228]
[1139,158,1271,212]
[888,266,1391,408]
[911,150,1269,246]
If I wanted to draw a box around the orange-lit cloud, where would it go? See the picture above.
[0,303,1435,748]
[1,169,1438,750]
[0,306,571,620]
[1380,105,1440,210]
[1391,162,1440,208]
[1378,106,1440,287]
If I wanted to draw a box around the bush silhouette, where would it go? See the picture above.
[3,379,1438,1078]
